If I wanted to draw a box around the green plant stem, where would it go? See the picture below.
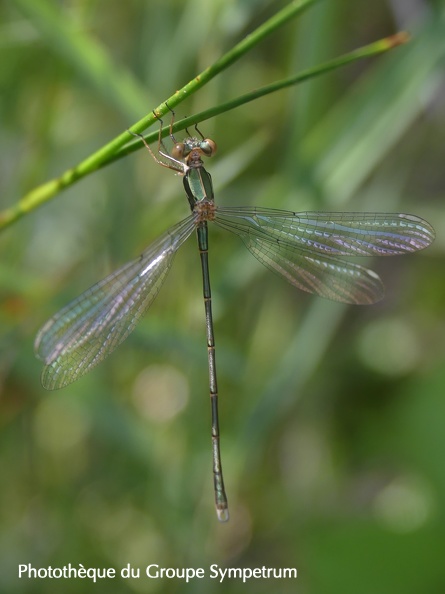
[113,33,410,164]
[0,26,408,230]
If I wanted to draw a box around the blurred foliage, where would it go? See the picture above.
[1,0,445,593]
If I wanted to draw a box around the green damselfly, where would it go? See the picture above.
[35,113,435,521]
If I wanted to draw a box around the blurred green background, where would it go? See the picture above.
[1,0,445,592]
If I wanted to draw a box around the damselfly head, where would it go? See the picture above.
[171,137,217,162]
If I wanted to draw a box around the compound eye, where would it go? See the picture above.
[200,138,217,157]
[171,142,185,159]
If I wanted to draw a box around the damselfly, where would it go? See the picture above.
[35,113,435,521]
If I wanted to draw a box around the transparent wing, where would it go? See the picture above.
[214,207,435,304]
[35,215,197,390]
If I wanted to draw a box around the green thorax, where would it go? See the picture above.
[183,165,214,210]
